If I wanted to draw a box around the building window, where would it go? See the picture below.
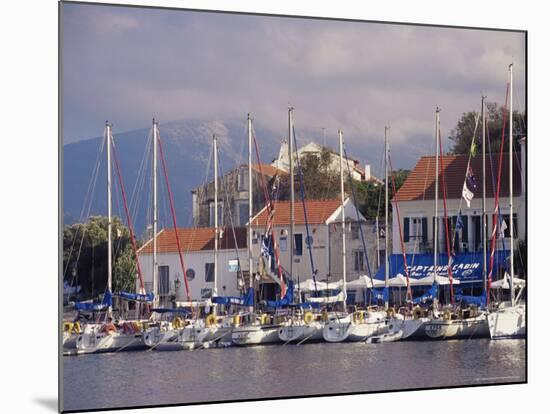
[238,202,248,226]
[279,236,287,252]
[351,224,360,240]
[404,217,427,243]
[185,268,195,281]
[209,202,223,227]
[354,251,365,271]
[158,265,170,295]
[500,214,518,239]
[294,234,303,256]
[237,168,248,192]
[205,263,215,282]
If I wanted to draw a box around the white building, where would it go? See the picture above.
[249,198,379,297]
[391,140,526,266]
[137,227,248,304]
[273,141,381,183]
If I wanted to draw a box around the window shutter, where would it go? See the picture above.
[422,218,428,244]
[403,217,410,242]
[462,216,468,245]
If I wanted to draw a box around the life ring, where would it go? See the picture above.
[386,307,396,319]
[443,309,452,321]
[303,311,314,324]
[63,322,73,333]
[206,314,217,328]
[172,317,183,329]
[353,311,363,323]
[72,321,81,334]
[232,314,241,326]
[412,306,423,320]
[321,310,329,322]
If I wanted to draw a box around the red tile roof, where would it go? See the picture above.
[250,199,342,227]
[138,227,247,254]
[250,163,287,177]
[393,152,521,202]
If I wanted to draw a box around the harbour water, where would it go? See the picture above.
[63,339,525,412]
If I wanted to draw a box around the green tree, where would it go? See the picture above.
[63,216,139,297]
[275,147,409,221]
[448,102,526,155]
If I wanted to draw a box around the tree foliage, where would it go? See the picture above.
[63,216,139,297]
[276,147,409,221]
[448,102,526,155]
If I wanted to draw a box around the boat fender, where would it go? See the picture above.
[172,317,183,329]
[260,313,269,325]
[206,314,217,328]
[412,306,423,320]
[443,309,452,321]
[321,310,329,322]
[353,311,363,323]
[303,311,314,324]
[232,315,241,326]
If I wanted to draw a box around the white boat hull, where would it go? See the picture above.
[232,325,282,346]
[278,321,324,343]
[488,304,526,339]
[76,331,145,354]
[424,314,489,339]
[398,318,430,340]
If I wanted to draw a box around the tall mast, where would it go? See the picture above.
[152,119,158,308]
[339,129,347,306]
[247,114,254,310]
[288,108,295,280]
[482,96,487,294]
[433,108,440,298]
[106,122,112,316]
[375,216,380,269]
[384,126,390,309]
[213,135,219,298]
[509,63,515,306]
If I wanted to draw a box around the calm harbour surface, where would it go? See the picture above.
[63,339,525,412]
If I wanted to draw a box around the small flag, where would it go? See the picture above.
[462,183,474,207]
[499,219,508,238]
[470,141,477,157]
[456,212,464,230]
[466,166,477,190]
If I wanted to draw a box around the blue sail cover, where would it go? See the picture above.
[74,291,112,311]
[211,288,254,307]
[265,281,294,308]
[115,291,154,303]
[374,252,509,283]
[372,287,389,303]
[412,282,439,304]
[150,307,192,315]
[455,291,487,307]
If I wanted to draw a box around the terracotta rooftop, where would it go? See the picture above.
[138,227,247,254]
[250,199,342,227]
[393,152,521,203]
[250,163,287,177]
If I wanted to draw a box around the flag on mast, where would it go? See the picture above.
[462,166,477,207]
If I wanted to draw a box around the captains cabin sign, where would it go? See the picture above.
[375,252,509,282]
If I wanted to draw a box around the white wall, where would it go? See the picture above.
[138,249,248,301]
[392,195,525,254]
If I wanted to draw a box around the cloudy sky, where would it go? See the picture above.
[62,2,525,170]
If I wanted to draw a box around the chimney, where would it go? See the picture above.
[364,163,371,181]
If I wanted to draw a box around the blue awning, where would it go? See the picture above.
[375,251,509,283]
[115,291,154,303]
